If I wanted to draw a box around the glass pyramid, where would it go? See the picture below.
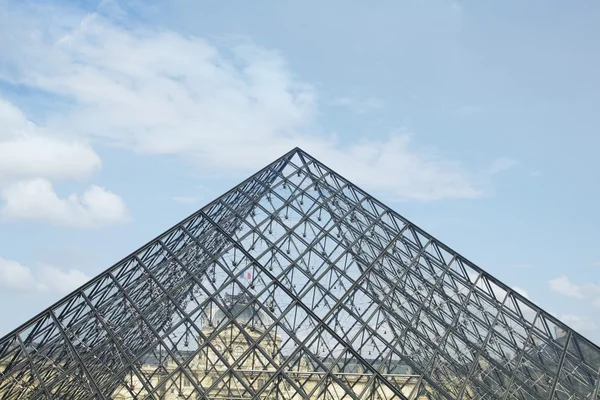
[1,148,599,399]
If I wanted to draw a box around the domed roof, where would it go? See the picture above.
[212,294,267,331]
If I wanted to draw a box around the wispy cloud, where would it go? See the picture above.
[0,257,89,295]
[0,3,486,203]
[549,275,600,309]
[0,99,101,181]
[549,275,586,298]
[1,179,129,228]
[559,314,598,332]
[488,157,520,175]
[0,85,126,228]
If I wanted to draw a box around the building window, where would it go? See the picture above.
[212,344,223,363]
[213,344,222,358]
[183,377,191,387]
[233,346,244,359]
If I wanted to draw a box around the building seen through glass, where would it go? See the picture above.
[1,148,599,399]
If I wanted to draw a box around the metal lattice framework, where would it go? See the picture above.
[1,148,599,400]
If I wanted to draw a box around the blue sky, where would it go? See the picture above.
[0,0,599,343]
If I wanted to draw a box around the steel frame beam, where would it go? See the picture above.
[1,147,599,400]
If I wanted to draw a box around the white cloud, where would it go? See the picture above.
[0,4,485,203]
[559,315,598,332]
[548,275,600,309]
[0,257,89,294]
[36,265,90,294]
[0,99,101,181]
[548,275,585,298]
[0,257,45,292]
[303,134,484,202]
[0,95,125,228]
[1,178,129,228]
[488,157,519,175]
[0,136,100,181]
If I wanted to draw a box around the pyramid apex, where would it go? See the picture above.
[1,141,599,400]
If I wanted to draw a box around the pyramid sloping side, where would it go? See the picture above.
[296,152,600,399]
[0,148,599,400]
[0,149,292,399]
